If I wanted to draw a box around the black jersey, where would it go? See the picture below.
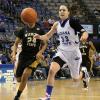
[80,42,91,70]
[80,41,91,59]
[15,24,44,55]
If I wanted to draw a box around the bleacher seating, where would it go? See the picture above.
[1,0,97,35]
[39,0,91,23]
[82,0,100,21]
[0,0,100,78]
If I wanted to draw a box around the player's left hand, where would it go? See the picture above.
[80,32,88,41]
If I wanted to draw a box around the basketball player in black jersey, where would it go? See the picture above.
[80,40,96,88]
[12,19,47,100]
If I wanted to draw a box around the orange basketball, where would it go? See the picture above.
[21,7,37,24]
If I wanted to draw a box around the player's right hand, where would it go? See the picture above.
[33,34,41,39]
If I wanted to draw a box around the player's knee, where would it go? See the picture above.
[22,71,31,81]
[49,68,56,76]
[49,68,58,77]
[72,76,80,82]
[73,78,79,82]
[22,73,28,81]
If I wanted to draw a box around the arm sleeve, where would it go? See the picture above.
[69,17,86,33]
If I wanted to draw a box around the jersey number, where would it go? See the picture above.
[61,36,70,45]
[82,48,85,53]
[27,37,36,46]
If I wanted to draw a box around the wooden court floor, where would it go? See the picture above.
[0,78,100,100]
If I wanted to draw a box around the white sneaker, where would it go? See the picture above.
[38,97,50,100]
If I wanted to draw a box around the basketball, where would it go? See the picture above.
[21,7,37,24]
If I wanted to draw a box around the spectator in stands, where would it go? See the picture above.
[0,51,3,64]
[43,18,50,30]
[0,52,8,64]
[0,43,2,51]
[48,16,55,27]
[93,8,100,16]
[0,21,5,33]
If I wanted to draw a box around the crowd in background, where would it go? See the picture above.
[0,0,100,78]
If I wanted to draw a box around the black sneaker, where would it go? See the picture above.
[82,67,90,89]
[14,96,19,100]
[83,80,88,88]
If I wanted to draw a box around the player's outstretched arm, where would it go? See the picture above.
[34,22,58,41]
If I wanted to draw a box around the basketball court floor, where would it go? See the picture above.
[0,78,100,100]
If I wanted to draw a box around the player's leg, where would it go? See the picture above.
[14,60,39,100]
[14,58,25,100]
[81,59,90,89]
[69,57,90,89]
[67,49,82,82]
[74,56,90,89]
[39,57,65,100]
[39,62,60,100]
[14,67,33,100]
[68,49,89,88]
[69,56,82,81]
[81,67,90,89]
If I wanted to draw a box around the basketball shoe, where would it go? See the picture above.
[82,67,90,89]
[14,96,19,100]
[38,97,50,100]
[39,93,50,100]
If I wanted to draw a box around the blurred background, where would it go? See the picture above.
[0,0,100,82]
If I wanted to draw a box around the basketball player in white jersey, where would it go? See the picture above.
[34,5,89,100]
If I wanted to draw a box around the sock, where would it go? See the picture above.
[15,90,22,98]
[45,85,53,98]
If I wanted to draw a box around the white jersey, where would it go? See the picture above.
[57,20,79,51]
[56,18,84,51]
[54,18,86,79]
